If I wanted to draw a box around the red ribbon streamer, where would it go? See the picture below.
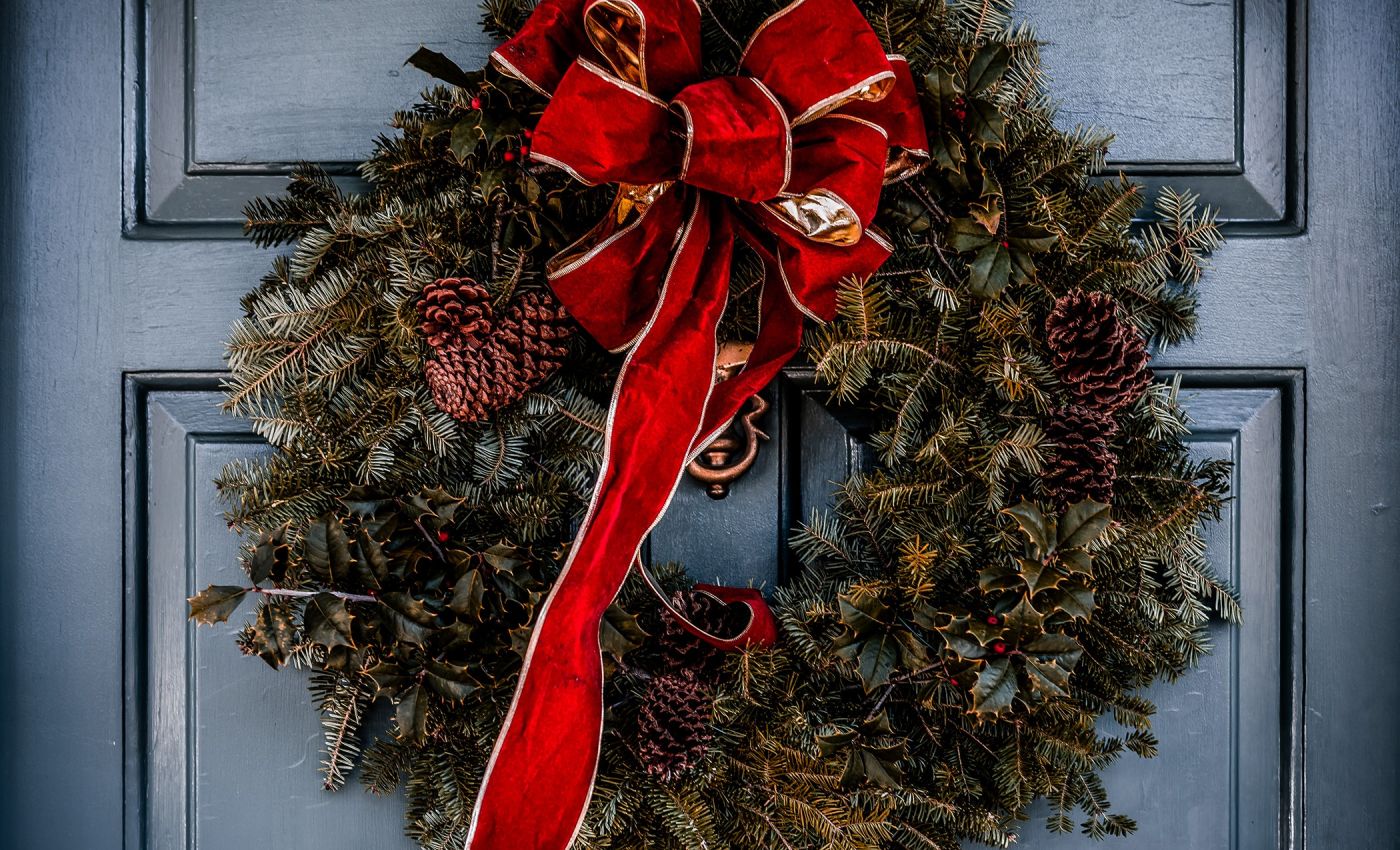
[468,2,928,848]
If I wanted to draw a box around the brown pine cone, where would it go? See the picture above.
[417,282,573,424]
[1043,404,1119,506]
[656,591,747,676]
[636,672,714,781]
[424,347,494,424]
[496,291,573,383]
[418,277,491,350]
[1045,290,1151,413]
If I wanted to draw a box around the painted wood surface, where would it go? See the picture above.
[0,1,1396,848]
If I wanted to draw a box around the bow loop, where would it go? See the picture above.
[584,0,702,96]
[531,59,681,186]
[672,76,791,202]
[740,0,896,125]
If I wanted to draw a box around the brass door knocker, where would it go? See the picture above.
[686,342,770,499]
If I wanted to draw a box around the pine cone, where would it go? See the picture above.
[1045,290,1150,413]
[417,280,574,423]
[636,672,714,780]
[657,591,747,676]
[1043,404,1119,505]
[418,277,491,350]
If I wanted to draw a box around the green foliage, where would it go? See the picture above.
[192,0,1236,847]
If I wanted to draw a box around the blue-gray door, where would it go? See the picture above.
[1,1,1395,848]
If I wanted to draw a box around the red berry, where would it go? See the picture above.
[953,109,967,121]
[985,614,999,625]
[1000,240,1010,249]
[992,640,1008,654]
[470,96,482,109]
[523,128,534,139]
[437,530,449,543]
[503,150,516,162]
[519,145,530,158]
[949,678,959,686]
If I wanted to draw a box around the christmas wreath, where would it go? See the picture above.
[190,0,1238,847]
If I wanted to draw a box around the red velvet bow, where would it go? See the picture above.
[468,3,928,849]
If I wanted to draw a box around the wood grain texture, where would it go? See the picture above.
[0,0,126,847]
[1301,0,1400,842]
[1020,0,1238,164]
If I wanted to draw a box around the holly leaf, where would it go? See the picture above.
[966,44,1011,95]
[450,115,482,163]
[1008,225,1058,252]
[837,633,898,692]
[896,629,932,669]
[922,65,963,118]
[860,710,894,736]
[247,524,290,584]
[1003,500,1053,557]
[968,198,1001,235]
[423,658,480,701]
[1023,656,1071,697]
[305,515,352,584]
[1023,634,1083,696]
[482,543,525,574]
[1002,596,1046,644]
[449,569,487,620]
[381,592,436,645]
[977,561,1022,593]
[1058,500,1111,551]
[381,591,439,626]
[353,530,389,589]
[816,728,859,755]
[395,683,429,745]
[1019,557,1066,596]
[599,604,645,662]
[403,46,479,89]
[930,129,965,171]
[838,587,890,637]
[881,195,937,234]
[479,166,510,200]
[968,240,1011,298]
[971,657,1017,714]
[303,592,354,648]
[938,615,990,660]
[367,662,412,699]
[1040,585,1095,621]
[840,748,866,788]
[966,98,1005,148]
[252,600,297,668]
[188,585,250,625]
[860,749,905,789]
[947,217,996,252]
[1024,632,1083,660]
[1008,246,1038,286]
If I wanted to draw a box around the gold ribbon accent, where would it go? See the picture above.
[766,189,863,246]
[585,0,647,88]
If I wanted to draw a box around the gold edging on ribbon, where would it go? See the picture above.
[748,77,794,195]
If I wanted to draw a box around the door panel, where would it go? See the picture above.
[128,382,417,849]
[4,0,1397,848]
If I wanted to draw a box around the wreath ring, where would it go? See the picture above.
[193,1,1239,847]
